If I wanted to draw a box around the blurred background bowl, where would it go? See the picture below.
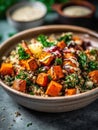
[6,1,47,31]
[52,1,96,26]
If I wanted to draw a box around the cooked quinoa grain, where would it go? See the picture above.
[0,33,98,96]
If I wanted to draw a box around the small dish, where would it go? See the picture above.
[52,1,96,24]
[6,1,47,31]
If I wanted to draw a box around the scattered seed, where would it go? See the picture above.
[15,111,21,117]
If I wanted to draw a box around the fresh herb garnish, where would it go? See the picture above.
[48,75,52,81]
[90,49,96,55]
[55,58,62,65]
[65,74,79,88]
[18,45,30,60]
[27,122,32,127]
[58,33,72,46]
[78,52,87,69]
[88,61,98,71]
[16,70,32,86]
[37,34,54,47]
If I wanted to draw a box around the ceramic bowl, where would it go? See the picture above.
[52,1,96,25]
[0,25,98,113]
[6,1,47,31]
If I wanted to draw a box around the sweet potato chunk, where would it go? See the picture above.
[39,51,54,66]
[0,63,14,76]
[89,70,98,83]
[63,52,75,59]
[57,41,66,49]
[66,88,76,96]
[19,57,38,71]
[36,73,48,87]
[13,79,26,92]
[45,81,62,96]
[48,66,64,80]
[63,60,77,73]
[72,35,83,45]
[21,41,32,56]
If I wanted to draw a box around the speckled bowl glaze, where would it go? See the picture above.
[0,25,98,112]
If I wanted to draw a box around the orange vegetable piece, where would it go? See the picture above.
[66,88,76,96]
[39,51,54,66]
[48,66,64,80]
[57,41,66,49]
[21,40,32,56]
[45,81,62,96]
[89,70,98,83]
[0,63,14,76]
[13,79,26,92]
[36,73,48,87]
[19,57,38,71]
[63,60,76,73]
[72,35,83,45]
[63,52,75,59]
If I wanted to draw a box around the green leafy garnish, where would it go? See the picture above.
[27,122,32,127]
[65,74,79,88]
[48,75,52,81]
[90,49,96,55]
[78,52,87,69]
[58,33,72,46]
[16,70,32,86]
[88,61,98,71]
[29,91,34,95]
[18,45,30,60]
[55,58,62,65]
[37,34,54,47]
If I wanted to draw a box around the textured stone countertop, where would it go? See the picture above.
[1,1,98,129]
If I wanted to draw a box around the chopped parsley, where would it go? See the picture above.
[27,122,32,127]
[78,52,87,69]
[65,74,79,88]
[55,58,62,65]
[37,34,54,47]
[58,33,72,46]
[18,45,30,60]
[88,61,98,71]
[16,70,32,86]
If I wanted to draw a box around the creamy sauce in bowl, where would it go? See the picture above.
[63,6,92,17]
[11,5,46,22]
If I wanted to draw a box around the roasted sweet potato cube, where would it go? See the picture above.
[48,66,64,80]
[19,57,38,71]
[0,63,14,76]
[39,51,54,66]
[63,60,77,73]
[27,58,38,70]
[13,79,26,92]
[21,41,32,56]
[89,70,98,83]
[36,73,48,87]
[66,88,76,96]
[72,35,83,46]
[57,41,66,49]
[45,81,62,96]
[63,52,75,59]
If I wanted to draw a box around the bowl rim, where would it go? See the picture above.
[52,1,96,18]
[6,1,47,23]
[0,25,98,101]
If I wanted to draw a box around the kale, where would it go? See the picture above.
[78,52,87,69]
[18,45,30,60]
[65,74,79,88]
[37,34,54,47]
[55,58,62,65]
[58,33,72,46]
[16,70,32,86]
[88,61,98,71]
